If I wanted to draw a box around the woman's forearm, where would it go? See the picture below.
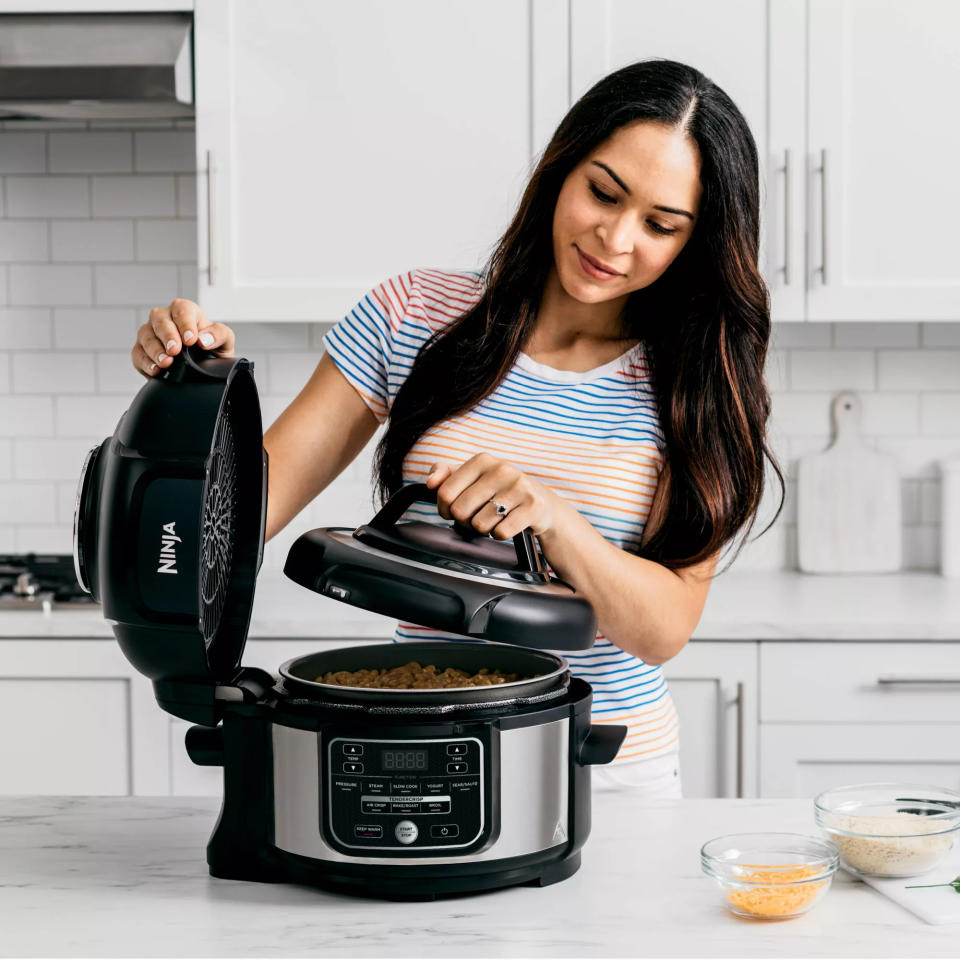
[537,508,709,666]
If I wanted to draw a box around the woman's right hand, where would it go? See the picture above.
[132,298,236,377]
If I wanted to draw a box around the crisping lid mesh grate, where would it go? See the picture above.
[199,396,238,645]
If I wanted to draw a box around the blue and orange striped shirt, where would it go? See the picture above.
[322,267,679,764]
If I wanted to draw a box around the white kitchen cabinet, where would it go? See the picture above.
[569,0,771,309]
[662,641,758,798]
[770,0,960,321]
[193,0,567,321]
[759,641,960,797]
[760,724,960,798]
[0,640,168,796]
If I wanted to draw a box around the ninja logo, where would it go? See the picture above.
[158,521,181,574]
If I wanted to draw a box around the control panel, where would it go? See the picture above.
[324,736,486,853]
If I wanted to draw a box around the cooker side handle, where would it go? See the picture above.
[578,724,627,765]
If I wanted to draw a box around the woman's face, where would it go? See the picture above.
[552,120,703,304]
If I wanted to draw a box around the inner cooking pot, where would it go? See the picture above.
[277,641,568,708]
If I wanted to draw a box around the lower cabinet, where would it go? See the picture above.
[662,641,758,798]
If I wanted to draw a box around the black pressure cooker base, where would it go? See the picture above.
[208,843,582,901]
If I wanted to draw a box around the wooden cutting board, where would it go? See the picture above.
[796,391,902,573]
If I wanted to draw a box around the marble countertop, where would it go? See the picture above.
[0,795,955,958]
[3,569,960,641]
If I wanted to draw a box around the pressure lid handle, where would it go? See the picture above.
[369,482,545,575]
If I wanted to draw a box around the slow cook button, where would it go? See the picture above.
[430,823,459,839]
[354,824,382,839]
[391,781,418,795]
[446,762,468,775]
[395,820,418,844]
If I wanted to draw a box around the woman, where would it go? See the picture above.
[131,59,784,798]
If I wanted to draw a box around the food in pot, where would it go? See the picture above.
[316,661,532,689]
[821,812,958,876]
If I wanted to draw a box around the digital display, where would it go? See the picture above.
[382,749,428,771]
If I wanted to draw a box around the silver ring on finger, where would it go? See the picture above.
[489,499,509,517]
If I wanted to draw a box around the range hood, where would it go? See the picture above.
[0,12,193,121]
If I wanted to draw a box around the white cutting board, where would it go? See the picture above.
[849,846,960,925]
[796,391,901,573]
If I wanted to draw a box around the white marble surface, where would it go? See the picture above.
[1,796,956,958]
[3,569,960,640]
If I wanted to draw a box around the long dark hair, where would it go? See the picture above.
[373,58,784,574]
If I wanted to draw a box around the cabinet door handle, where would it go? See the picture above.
[876,675,960,685]
[735,681,744,799]
[816,148,828,285]
[206,149,216,286]
[779,149,791,285]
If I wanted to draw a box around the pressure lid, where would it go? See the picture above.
[283,483,597,650]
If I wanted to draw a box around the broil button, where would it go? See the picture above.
[395,820,418,845]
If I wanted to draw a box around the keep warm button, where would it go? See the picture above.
[430,824,459,839]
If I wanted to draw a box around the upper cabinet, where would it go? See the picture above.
[771,0,960,321]
[193,0,959,323]
[193,0,566,322]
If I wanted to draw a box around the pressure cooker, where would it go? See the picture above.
[72,344,626,900]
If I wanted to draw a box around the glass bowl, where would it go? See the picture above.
[814,782,960,879]
[701,832,839,920]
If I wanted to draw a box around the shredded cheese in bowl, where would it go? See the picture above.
[701,834,839,921]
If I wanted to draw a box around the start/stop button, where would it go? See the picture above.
[395,820,418,845]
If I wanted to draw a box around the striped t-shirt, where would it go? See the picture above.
[322,267,680,764]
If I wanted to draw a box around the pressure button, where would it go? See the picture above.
[395,820,418,845]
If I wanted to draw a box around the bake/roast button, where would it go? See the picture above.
[391,800,421,814]
[430,823,459,839]
[395,820,418,844]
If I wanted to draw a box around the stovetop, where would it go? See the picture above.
[0,553,99,611]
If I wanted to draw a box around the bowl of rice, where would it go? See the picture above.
[701,833,839,920]
[814,783,960,878]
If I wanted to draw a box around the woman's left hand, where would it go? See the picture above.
[425,453,576,541]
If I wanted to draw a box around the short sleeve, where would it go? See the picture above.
[322,270,416,424]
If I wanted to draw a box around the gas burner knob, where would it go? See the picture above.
[13,573,38,597]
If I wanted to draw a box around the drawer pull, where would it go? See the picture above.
[876,675,960,686]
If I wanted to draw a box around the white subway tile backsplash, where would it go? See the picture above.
[833,322,919,348]
[770,322,832,349]
[0,309,52,349]
[54,395,128,437]
[0,483,56,524]
[768,392,832,435]
[921,323,960,347]
[10,265,92,306]
[232,322,310,351]
[51,220,134,262]
[921,478,941,524]
[878,350,960,390]
[175,174,196,217]
[95,351,147,395]
[873,436,960,479]
[176,263,198,302]
[919,393,960,435]
[6,176,89,217]
[15,524,72,552]
[56,480,77,525]
[53,308,138,349]
[902,524,939,570]
[136,219,197,261]
[789,349,875,391]
[0,353,10,393]
[267,352,323,393]
[0,393,53,437]
[92,176,175,217]
[0,526,15,551]
[94,264,178,305]
[48,132,132,174]
[0,221,48,261]
[764,349,789,392]
[858,392,921,435]
[0,439,11,480]
[15,438,98,480]
[13,352,95,394]
[0,133,45,173]
[901,478,922,524]
[134,131,195,173]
